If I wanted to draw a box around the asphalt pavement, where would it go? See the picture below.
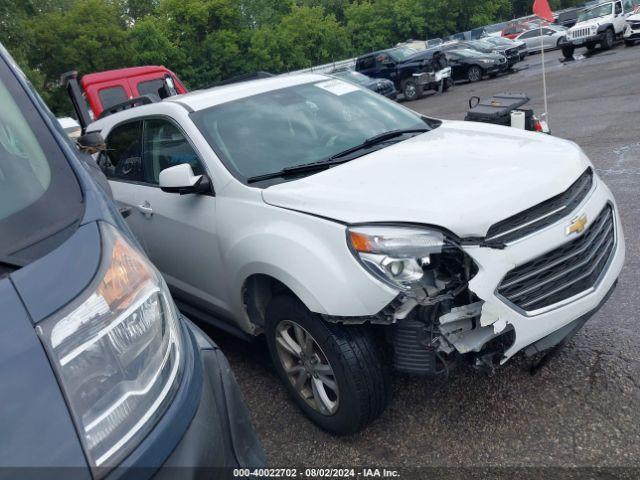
[201,43,640,475]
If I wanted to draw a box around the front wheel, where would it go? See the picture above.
[601,29,614,50]
[467,65,483,82]
[265,295,391,435]
[402,79,423,101]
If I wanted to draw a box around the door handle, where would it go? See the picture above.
[137,201,154,217]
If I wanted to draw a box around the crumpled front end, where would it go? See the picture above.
[385,171,625,375]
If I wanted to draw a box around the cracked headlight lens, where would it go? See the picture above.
[37,223,182,472]
[348,226,447,291]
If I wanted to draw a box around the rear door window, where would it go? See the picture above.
[100,121,144,182]
[98,86,128,111]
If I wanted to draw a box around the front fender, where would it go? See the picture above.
[217,195,398,332]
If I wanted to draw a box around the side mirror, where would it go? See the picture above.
[159,163,212,195]
[76,131,106,154]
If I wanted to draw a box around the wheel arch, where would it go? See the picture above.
[241,271,314,331]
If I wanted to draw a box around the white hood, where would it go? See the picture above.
[262,121,591,238]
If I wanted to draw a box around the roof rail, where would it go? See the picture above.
[98,95,160,119]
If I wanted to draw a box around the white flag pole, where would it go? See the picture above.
[540,22,549,127]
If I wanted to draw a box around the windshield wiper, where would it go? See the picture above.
[247,128,429,184]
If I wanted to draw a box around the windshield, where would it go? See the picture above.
[388,46,418,61]
[332,70,370,86]
[578,3,613,21]
[0,53,83,266]
[191,79,428,182]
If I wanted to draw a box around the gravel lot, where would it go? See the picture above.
[201,44,640,475]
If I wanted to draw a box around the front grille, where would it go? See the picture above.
[497,205,615,312]
[485,168,593,244]
[571,27,591,39]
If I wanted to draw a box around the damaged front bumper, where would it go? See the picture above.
[442,175,624,363]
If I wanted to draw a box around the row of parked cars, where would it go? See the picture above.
[336,0,640,102]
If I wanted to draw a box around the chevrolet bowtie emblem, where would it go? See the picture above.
[566,214,588,236]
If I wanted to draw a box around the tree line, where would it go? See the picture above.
[0,0,584,115]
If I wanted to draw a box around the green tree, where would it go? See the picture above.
[250,6,351,72]
[24,0,132,113]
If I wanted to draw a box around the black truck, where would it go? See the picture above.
[355,46,452,101]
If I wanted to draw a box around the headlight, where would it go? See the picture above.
[347,226,448,289]
[37,223,182,472]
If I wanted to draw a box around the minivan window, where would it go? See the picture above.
[0,56,83,264]
[191,80,428,181]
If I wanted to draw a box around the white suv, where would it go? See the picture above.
[88,74,625,434]
[562,0,634,58]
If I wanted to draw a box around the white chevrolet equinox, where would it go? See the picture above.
[88,74,625,435]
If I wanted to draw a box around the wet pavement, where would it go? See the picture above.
[201,43,640,474]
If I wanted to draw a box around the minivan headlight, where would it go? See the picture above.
[37,223,182,471]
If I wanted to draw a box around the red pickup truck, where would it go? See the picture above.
[63,65,187,131]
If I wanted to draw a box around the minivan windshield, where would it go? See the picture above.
[191,79,430,182]
[578,3,613,21]
[0,54,83,267]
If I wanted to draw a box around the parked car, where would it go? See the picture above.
[455,39,522,67]
[81,72,625,435]
[64,66,187,123]
[446,48,508,81]
[624,5,640,45]
[0,43,266,474]
[355,46,452,101]
[502,21,534,39]
[562,0,633,58]
[515,25,569,53]
[482,35,528,60]
[331,69,397,100]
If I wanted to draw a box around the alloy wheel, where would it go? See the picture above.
[275,320,339,416]
[468,66,482,82]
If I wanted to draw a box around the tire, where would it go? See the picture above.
[467,65,482,82]
[442,77,453,91]
[562,44,575,59]
[601,29,614,50]
[402,79,423,101]
[265,295,391,435]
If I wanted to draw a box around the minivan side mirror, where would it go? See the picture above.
[159,163,212,195]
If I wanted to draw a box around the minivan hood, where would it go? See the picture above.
[262,121,591,238]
